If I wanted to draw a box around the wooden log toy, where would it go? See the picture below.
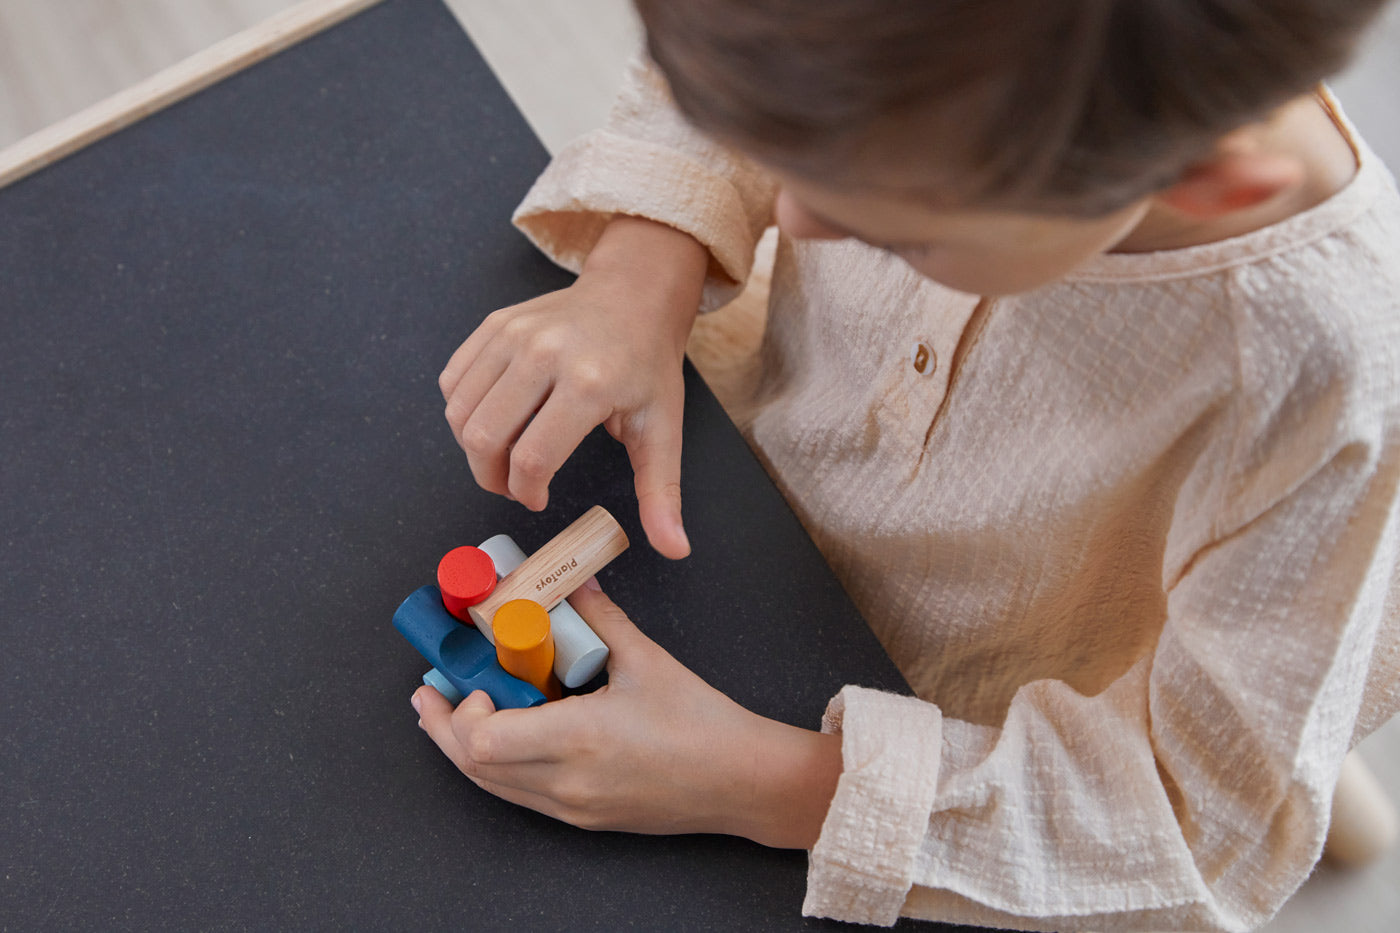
[393,506,627,707]
[468,505,629,638]
[477,533,609,688]
[436,545,497,622]
[492,598,561,701]
[392,585,546,710]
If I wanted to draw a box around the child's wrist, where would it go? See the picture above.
[583,215,709,302]
[576,216,707,356]
[727,718,843,849]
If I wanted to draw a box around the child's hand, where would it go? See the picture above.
[439,217,709,559]
[411,581,844,850]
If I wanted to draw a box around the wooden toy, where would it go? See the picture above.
[477,533,610,687]
[393,506,628,707]
[469,506,629,636]
[437,545,497,623]
[492,598,561,701]
[422,667,466,706]
[392,585,546,710]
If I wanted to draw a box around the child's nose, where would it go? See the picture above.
[775,189,849,240]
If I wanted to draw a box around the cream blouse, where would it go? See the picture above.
[512,58,1400,931]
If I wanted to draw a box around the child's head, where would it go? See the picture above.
[633,0,1388,293]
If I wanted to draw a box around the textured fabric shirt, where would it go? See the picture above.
[512,59,1400,931]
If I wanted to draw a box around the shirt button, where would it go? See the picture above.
[911,341,936,376]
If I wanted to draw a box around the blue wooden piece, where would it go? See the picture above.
[393,585,546,710]
[422,668,465,706]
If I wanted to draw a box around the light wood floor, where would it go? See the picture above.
[2,2,1396,929]
[0,0,642,156]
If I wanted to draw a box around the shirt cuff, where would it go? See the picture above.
[512,130,760,313]
[803,686,944,926]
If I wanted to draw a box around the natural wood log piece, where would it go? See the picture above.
[470,505,629,643]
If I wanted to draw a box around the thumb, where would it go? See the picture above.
[414,685,496,768]
[623,400,690,560]
[449,689,497,743]
[567,581,655,656]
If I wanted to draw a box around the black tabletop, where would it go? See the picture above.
[0,0,934,928]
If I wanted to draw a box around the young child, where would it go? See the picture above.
[415,2,1400,928]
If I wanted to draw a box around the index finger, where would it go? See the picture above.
[438,310,507,402]
[623,396,690,559]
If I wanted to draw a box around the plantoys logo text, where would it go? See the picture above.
[536,558,579,591]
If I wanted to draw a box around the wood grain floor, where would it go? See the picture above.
[0,0,640,155]
[1,2,1396,929]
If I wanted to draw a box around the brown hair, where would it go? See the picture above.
[633,0,1389,214]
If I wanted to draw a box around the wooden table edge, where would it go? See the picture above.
[0,0,387,190]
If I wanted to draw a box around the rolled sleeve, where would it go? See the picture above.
[512,54,777,313]
[805,431,1399,931]
[513,131,763,312]
[804,686,945,926]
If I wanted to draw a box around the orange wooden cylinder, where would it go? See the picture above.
[492,599,560,701]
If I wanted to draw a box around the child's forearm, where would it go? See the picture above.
[583,219,844,848]
[727,718,843,850]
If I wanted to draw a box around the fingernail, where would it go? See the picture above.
[411,692,422,713]
[584,575,601,592]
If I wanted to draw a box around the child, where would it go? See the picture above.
[416,1,1400,928]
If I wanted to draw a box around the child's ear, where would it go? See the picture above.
[1154,142,1304,219]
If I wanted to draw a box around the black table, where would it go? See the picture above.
[0,0,930,928]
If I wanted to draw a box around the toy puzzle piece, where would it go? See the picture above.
[393,584,546,710]
[421,667,465,705]
[478,533,610,688]
[437,545,496,622]
[493,597,561,701]
[467,506,628,635]
[393,506,628,707]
